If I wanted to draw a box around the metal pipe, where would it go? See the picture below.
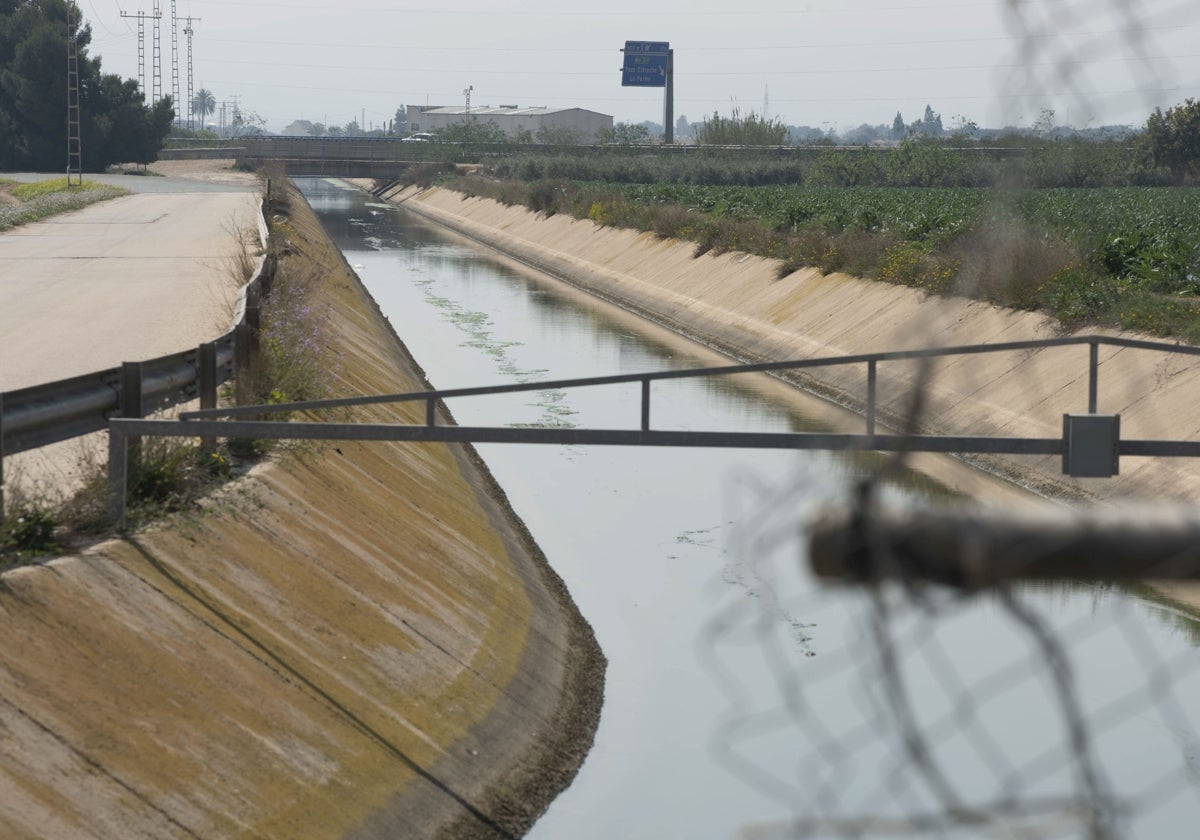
[810,504,1200,585]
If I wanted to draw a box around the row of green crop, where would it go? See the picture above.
[604,183,1200,295]
[487,139,1178,189]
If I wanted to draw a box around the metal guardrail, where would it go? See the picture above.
[0,339,234,455]
[104,334,1200,528]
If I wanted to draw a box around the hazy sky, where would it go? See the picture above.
[83,0,1199,133]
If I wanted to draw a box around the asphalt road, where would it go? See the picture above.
[0,176,260,391]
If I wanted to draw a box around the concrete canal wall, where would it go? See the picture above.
[0,180,603,839]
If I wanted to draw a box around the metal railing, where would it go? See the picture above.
[104,334,1200,528]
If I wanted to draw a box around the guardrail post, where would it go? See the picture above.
[866,360,877,436]
[0,393,6,516]
[234,316,259,405]
[108,423,129,531]
[1088,341,1099,413]
[641,379,651,432]
[121,361,144,466]
[198,342,218,455]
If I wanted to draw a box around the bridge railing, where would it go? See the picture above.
[103,334,1200,527]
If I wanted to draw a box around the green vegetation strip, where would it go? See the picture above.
[0,179,128,232]
[445,172,1200,343]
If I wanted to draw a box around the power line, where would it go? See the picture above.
[114,19,1199,55]
[185,50,1200,79]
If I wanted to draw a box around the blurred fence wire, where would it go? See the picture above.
[701,459,1200,839]
[699,5,1200,830]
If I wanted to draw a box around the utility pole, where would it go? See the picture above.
[66,1,82,184]
[182,17,200,129]
[664,50,674,145]
[169,0,180,122]
[151,0,162,105]
[120,9,159,98]
[464,85,473,115]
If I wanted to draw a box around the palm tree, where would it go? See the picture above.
[191,88,215,131]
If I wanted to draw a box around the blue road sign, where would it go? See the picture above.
[622,40,669,88]
[625,40,669,55]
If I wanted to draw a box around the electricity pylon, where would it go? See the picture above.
[120,9,161,98]
[66,2,82,184]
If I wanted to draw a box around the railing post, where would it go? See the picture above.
[198,342,218,455]
[0,392,5,516]
[120,361,144,466]
[866,360,877,436]
[120,361,144,419]
[426,398,436,427]
[641,379,651,432]
[234,318,258,405]
[108,424,129,531]
[1088,341,1099,414]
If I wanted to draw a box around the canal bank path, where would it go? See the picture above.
[1,164,260,496]
[0,165,260,391]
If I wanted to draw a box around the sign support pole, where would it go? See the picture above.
[664,49,674,145]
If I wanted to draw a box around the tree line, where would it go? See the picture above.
[1,0,173,171]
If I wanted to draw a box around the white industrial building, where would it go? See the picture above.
[406,105,613,143]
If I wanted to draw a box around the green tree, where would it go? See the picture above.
[535,124,584,145]
[913,104,943,137]
[0,0,173,170]
[191,88,215,127]
[1145,99,1200,184]
[229,105,265,137]
[89,80,174,165]
[597,121,651,145]
[891,111,905,139]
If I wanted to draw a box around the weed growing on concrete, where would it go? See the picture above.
[0,439,258,566]
[0,505,59,564]
[258,262,338,406]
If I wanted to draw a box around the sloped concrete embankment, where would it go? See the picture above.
[0,181,603,839]
[387,185,1200,505]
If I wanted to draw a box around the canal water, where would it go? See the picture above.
[299,179,1200,839]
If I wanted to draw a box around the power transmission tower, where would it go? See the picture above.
[169,0,179,122]
[120,11,146,96]
[182,17,200,130]
[151,0,162,105]
[66,1,83,184]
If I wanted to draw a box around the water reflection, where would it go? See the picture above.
[298,178,1200,840]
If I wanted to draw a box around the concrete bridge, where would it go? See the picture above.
[161,137,454,178]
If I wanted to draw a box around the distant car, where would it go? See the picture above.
[401,132,441,143]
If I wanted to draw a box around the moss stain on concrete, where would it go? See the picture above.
[0,180,604,839]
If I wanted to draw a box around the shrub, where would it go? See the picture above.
[0,507,58,562]
[878,242,959,293]
[649,204,703,240]
[950,215,1078,310]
